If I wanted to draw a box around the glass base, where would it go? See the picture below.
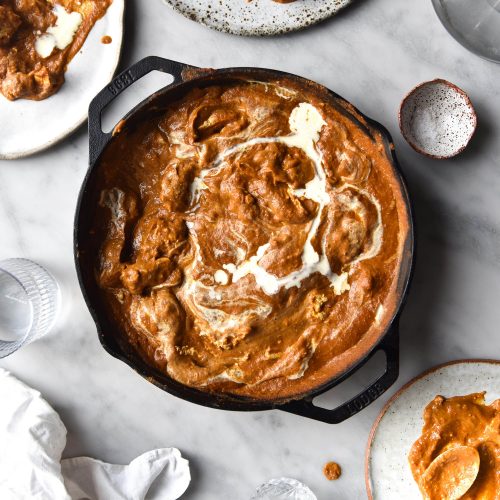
[432,0,500,63]
[251,478,316,500]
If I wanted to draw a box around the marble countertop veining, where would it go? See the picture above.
[1,0,500,498]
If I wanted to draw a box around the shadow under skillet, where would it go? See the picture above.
[398,94,496,374]
[396,150,451,376]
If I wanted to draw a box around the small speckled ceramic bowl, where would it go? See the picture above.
[399,79,477,159]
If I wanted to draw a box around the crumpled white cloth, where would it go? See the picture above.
[0,369,190,500]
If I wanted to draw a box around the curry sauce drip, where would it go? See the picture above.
[91,80,409,399]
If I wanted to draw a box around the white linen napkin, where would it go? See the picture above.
[0,368,190,500]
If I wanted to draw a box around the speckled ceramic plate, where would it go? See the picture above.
[365,360,500,500]
[0,0,124,160]
[163,0,353,36]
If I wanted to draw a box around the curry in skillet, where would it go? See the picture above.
[88,79,409,399]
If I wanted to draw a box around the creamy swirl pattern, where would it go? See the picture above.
[91,79,409,399]
[191,102,355,297]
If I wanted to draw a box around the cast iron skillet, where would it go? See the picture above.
[75,56,414,424]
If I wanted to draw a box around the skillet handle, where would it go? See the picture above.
[280,320,399,424]
[88,56,193,165]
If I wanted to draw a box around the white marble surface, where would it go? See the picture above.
[1,0,500,498]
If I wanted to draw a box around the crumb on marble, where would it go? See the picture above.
[323,461,341,480]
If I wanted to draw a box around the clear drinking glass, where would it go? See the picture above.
[432,0,500,63]
[0,259,60,358]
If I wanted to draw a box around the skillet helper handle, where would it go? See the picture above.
[88,56,191,165]
[280,320,399,424]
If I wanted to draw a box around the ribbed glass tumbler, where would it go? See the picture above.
[0,258,60,358]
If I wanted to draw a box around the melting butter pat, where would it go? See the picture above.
[35,4,82,58]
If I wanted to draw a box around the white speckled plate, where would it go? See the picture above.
[163,0,353,36]
[365,360,500,500]
[0,0,124,160]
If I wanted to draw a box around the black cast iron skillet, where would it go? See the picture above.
[75,56,414,424]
